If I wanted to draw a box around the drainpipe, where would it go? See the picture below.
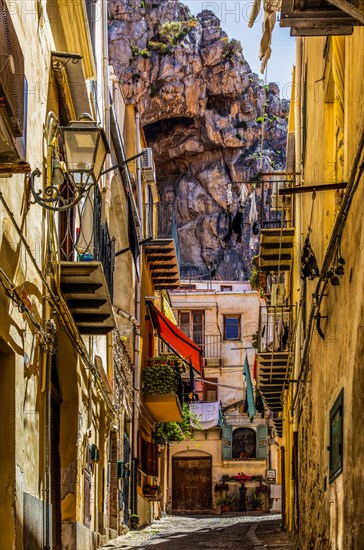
[114,306,140,327]
[131,110,143,516]
[102,0,111,210]
[292,37,303,535]
[293,38,303,432]
[131,282,141,516]
[44,351,51,550]
[135,112,143,228]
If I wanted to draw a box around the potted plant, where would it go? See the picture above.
[129,513,140,530]
[142,359,180,396]
[215,494,235,513]
[143,483,161,499]
[251,491,263,511]
[214,482,229,492]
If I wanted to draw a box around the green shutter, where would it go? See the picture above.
[256,425,268,460]
[222,425,232,460]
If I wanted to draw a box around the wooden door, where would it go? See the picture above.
[172,457,212,512]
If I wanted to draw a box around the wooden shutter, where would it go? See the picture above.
[180,311,191,338]
[203,378,217,402]
[142,440,158,476]
[221,425,232,460]
[256,425,268,460]
[192,311,204,346]
[0,0,25,135]
[83,470,91,527]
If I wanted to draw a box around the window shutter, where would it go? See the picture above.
[142,441,159,476]
[0,0,25,136]
[83,470,91,527]
[222,425,232,460]
[256,425,268,460]
[203,378,218,402]
[151,442,158,477]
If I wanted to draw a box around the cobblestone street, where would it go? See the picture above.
[100,515,295,550]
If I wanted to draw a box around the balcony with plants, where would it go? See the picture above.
[142,353,185,422]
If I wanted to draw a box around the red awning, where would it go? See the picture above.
[146,301,203,374]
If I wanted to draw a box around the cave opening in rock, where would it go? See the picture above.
[206,95,235,117]
[143,117,195,141]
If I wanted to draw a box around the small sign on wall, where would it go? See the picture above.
[266,469,276,483]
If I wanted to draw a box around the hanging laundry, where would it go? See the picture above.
[301,236,320,280]
[223,201,244,243]
[249,232,260,252]
[240,183,249,204]
[255,391,264,413]
[249,191,258,225]
[274,316,285,351]
[282,322,289,350]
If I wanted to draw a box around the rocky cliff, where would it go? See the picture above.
[108,0,288,279]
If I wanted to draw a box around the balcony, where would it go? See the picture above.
[257,305,295,416]
[142,354,184,422]
[58,186,115,334]
[258,174,295,273]
[144,207,181,290]
[280,0,364,37]
[200,335,222,366]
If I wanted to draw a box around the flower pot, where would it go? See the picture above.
[220,505,233,514]
[130,516,140,530]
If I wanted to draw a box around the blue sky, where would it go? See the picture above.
[183,1,295,100]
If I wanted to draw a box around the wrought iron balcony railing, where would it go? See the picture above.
[259,174,293,230]
[56,185,115,334]
[58,186,115,298]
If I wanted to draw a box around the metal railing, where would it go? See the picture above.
[57,185,115,298]
[200,335,221,359]
[258,174,294,229]
[157,203,181,268]
[257,304,296,353]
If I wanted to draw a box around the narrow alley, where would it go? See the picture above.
[100,515,294,550]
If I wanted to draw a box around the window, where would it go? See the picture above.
[232,428,256,459]
[179,310,204,346]
[180,284,196,290]
[223,315,241,340]
[329,389,343,483]
[203,378,217,402]
[220,285,232,292]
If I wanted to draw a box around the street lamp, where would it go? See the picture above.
[59,114,109,188]
[30,113,109,211]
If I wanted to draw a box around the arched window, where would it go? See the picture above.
[232,428,256,459]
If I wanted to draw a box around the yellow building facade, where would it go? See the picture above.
[277,18,364,549]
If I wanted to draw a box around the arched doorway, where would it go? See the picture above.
[172,451,212,513]
[232,428,256,459]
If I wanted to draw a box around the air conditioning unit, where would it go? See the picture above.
[271,283,285,306]
[141,147,156,183]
